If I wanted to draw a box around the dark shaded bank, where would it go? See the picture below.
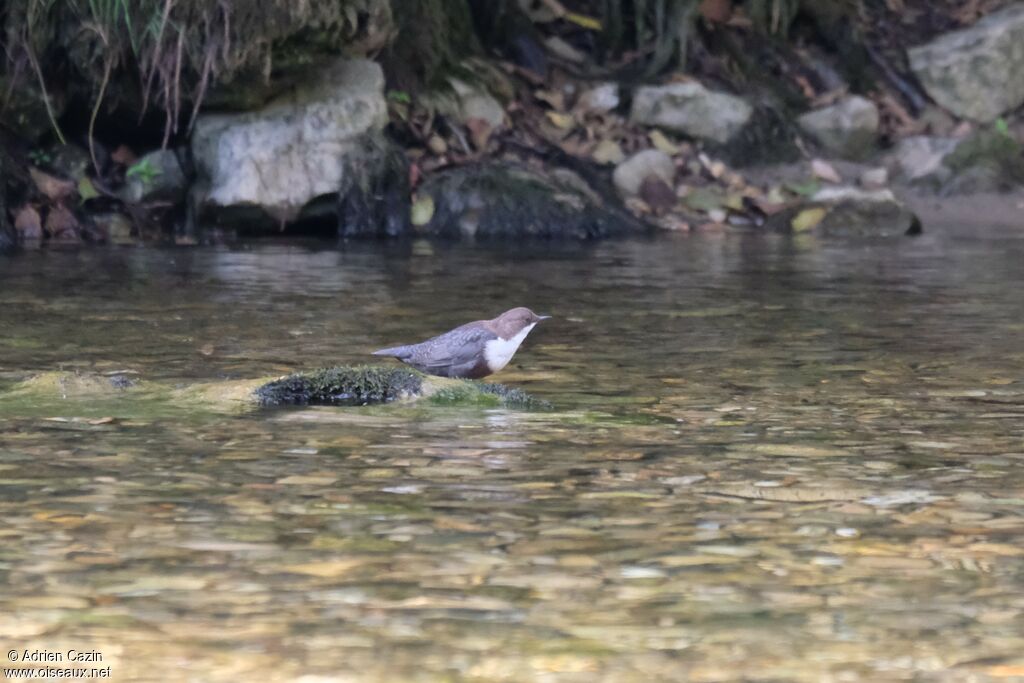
[4,1,1024,250]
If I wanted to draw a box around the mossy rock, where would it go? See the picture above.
[942,129,1024,194]
[255,366,424,406]
[256,365,551,410]
[425,381,551,410]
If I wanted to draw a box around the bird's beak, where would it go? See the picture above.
[537,315,552,321]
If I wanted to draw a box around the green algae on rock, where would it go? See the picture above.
[427,381,552,410]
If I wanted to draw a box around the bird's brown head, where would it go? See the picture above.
[491,307,550,338]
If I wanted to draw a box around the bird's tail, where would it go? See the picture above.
[371,345,411,359]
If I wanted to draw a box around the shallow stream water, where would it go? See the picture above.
[1,225,1023,681]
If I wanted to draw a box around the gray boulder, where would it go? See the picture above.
[770,186,921,236]
[908,4,1024,122]
[191,59,388,225]
[811,187,921,236]
[613,150,675,197]
[416,162,638,240]
[798,95,879,159]
[630,82,753,144]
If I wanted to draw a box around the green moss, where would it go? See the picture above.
[945,128,1024,186]
[255,365,424,406]
[427,380,552,410]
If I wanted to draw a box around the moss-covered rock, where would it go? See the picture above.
[427,381,551,410]
[255,366,424,406]
[942,129,1024,194]
[256,365,551,409]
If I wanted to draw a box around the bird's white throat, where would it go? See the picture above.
[483,323,536,372]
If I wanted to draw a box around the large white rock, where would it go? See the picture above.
[908,4,1024,122]
[797,95,879,158]
[630,82,752,144]
[191,59,388,222]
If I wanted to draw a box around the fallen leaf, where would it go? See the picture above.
[545,110,575,130]
[78,176,100,201]
[44,205,80,240]
[564,11,602,30]
[791,206,827,232]
[591,139,624,165]
[786,179,822,197]
[14,206,43,239]
[698,153,727,179]
[649,129,680,155]
[411,194,435,226]
[426,134,447,155]
[811,159,842,183]
[29,167,76,201]
[465,117,493,150]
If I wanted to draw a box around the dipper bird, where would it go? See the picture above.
[372,307,550,379]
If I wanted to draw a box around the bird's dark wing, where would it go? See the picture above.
[407,324,497,375]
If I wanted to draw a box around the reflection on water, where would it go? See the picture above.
[2,227,1024,681]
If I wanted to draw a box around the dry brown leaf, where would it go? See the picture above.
[29,167,76,202]
[591,139,624,165]
[811,159,842,184]
[464,117,493,151]
[14,205,43,239]
[44,205,80,240]
[426,134,447,155]
[649,129,680,155]
[545,110,575,130]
